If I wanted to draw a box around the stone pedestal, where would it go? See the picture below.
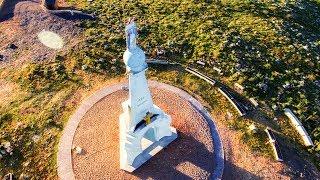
[119,108,177,172]
[119,71,178,172]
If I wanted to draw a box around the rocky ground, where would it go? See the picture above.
[0,0,82,67]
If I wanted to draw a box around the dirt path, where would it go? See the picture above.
[0,0,82,67]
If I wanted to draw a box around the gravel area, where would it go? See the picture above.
[72,88,215,179]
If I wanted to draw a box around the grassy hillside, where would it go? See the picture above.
[69,0,320,154]
[0,0,319,178]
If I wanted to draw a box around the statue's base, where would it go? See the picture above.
[71,86,216,179]
[121,127,178,172]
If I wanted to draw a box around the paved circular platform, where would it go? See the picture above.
[57,81,224,180]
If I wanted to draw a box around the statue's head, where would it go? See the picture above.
[123,18,147,74]
[125,18,138,50]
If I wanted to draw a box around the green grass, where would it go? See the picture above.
[1,0,320,178]
[0,48,126,177]
[147,65,274,157]
[0,58,81,178]
[71,0,319,155]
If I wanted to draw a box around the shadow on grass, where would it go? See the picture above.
[274,132,320,179]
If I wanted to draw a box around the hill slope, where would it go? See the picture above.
[71,0,320,157]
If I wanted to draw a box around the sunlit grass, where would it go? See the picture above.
[0,0,319,177]
[72,0,319,156]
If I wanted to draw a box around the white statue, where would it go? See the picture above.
[119,18,178,172]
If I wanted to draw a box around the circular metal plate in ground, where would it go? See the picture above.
[37,30,64,49]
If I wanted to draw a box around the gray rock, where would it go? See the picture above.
[1,150,6,155]
[8,44,18,50]
[81,64,88,70]
[122,86,129,91]
[3,142,11,149]
[20,19,29,27]
[23,161,30,167]
[226,111,233,120]
[156,49,165,55]
[49,24,62,31]
[75,146,83,155]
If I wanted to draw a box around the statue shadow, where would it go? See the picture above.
[128,131,260,180]
[272,132,320,179]
[223,160,263,180]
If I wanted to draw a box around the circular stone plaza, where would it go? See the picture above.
[57,81,224,180]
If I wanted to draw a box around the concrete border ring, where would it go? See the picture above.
[57,80,224,180]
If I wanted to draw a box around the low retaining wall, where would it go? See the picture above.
[146,59,172,65]
[284,108,314,147]
[265,128,283,162]
[146,60,216,86]
[217,88,245,116]
[249,98,259,107]
[185,67,216,86]
[147,61,249,118]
